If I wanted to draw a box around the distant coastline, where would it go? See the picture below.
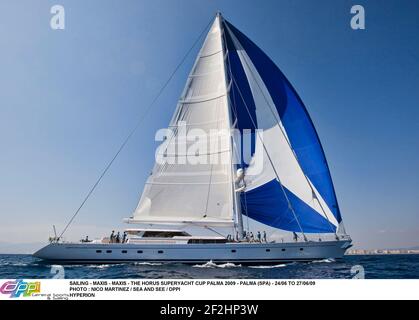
[347,249,419,255]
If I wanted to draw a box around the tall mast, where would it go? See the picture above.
[217,12,245,239]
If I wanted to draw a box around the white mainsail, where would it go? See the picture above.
[129,16,235,226]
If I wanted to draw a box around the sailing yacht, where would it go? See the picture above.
[34,13,352,264]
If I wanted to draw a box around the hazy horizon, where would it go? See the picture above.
[1,0,419,253]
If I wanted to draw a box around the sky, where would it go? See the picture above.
[0,0,418,253]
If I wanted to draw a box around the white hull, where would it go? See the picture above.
[33,240,352,264]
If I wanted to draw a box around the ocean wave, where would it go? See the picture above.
[134,262,163,266]
[311,258,336,264]
[0,261,33,267]
[86,264,112,269]
[193,261,242,268]
[217,263,242,268]
[6,262,29,267]
[60,264,85,268]
[248,264,287,269]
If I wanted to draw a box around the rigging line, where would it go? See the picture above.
[225,66,250,232]
[204,226,227,238]
[177,221,215,237]
[221,20,240,163]
[221,21,252,236]
[219,16,241,236]
[203,150,214,216]
[242,190,250,231]
[203,81,222,216]
[230,75,307,240]
[58,17,215,240]
[233,46,337,235]
[178,218,231,238]
[230,77,250,237]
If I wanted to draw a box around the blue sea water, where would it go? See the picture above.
[1,254,419,279]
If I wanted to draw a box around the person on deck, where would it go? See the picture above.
[257,231,261,243]
[116,232,121,243]
[263,231,267,243]
[250,232,254,242]
[122,232,127,243]
[110,230,115,243]
[293,232,299,242]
